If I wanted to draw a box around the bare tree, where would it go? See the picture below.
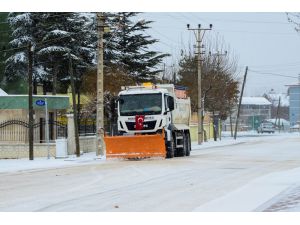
[178,33,240,120]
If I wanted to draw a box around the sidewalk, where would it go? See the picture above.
[0,152,105,173]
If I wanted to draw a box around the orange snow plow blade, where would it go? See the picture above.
[105,133,166,159]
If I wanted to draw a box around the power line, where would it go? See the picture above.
[248,60,300,68]
[150,28,180,45]
[163,13,292,25]
[192,16,291,25]
[181,13,209,24]
[212,29,298,36]
[144,30,179,49]
[165,13,189,25]
[248,69,299,78]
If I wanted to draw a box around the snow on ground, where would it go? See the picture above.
[193,167,300,212]
[0,131,298,174]
[1,131,300,212]
[262,185,300,212]
[0,152,105,174]
[192,130,299,151]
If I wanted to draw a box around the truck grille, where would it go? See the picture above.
[125,121,157,131]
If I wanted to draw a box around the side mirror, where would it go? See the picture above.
[168,96,175,111]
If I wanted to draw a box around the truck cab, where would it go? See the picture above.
[116,84,191,158]
[117,87,173,134]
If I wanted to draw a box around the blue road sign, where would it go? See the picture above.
[36,99,46,106]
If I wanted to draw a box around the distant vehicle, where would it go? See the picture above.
[257,122,275,134]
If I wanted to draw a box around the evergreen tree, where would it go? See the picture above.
[0,13,11,89]
[104,12,169,81]
[4,13,36,85]
[4,12,96,94]
[4,12,169,96]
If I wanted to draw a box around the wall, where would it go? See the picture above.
[190,122,221,142]
[79,136,96,153]
[0,143,56,159]
[0,109,27,121]
[289,86,300,126]
[0,136,97,159]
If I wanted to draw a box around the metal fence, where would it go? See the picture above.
[78,118,118,136]
[0,119,67,143]
[79,118,96,136]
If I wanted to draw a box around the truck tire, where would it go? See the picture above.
[185,131,191,156]
[166,136,175,159]
[176,132,187,157]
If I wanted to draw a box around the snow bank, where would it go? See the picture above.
[192,131,299,151]
[1,132,298,174]
[193,167,300,212]
[0,152,105,173]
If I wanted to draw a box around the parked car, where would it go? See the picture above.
[257,122,275,134]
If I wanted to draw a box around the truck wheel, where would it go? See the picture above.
[185,132,191,156]
[166,137,175,159]
[176,132,187,157]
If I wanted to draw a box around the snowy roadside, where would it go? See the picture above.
[193,166,300,212]
[262,185,300,212]
[1,137,246,174]
[192,131,299,151]
[0,152,106,174]
[0,131,298,174]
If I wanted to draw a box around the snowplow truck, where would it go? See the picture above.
[104,83,192,159]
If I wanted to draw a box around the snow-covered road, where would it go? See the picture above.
[0,133,300,212]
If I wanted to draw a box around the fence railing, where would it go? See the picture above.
[0,119,67,143]
[78,118,96,136]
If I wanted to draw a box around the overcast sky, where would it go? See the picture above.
[3,0,300,98]
[141,12,300,97]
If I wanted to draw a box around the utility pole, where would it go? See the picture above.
[28,43,34,160]
[275,96,281,133]
[229,109,233,137]
[96,12,105,157]
[234,66,248,140]
[187,23,212,144]
[69,52,80,157]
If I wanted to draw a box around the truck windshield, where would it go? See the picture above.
[119,93,162,116]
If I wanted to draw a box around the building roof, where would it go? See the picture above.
[0,88,8,96]
[266,93,289,107]
[241,97,272,106]
[265,118,290,126]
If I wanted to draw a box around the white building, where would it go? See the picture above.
[239,97,272,130]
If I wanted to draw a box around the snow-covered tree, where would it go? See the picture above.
[5,13,36,81]
[5,12,169,97]
[5,12,96,94]
[104,12,169,81]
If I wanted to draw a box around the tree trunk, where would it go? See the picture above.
[33,78,37,95]
[52,63,58,95]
